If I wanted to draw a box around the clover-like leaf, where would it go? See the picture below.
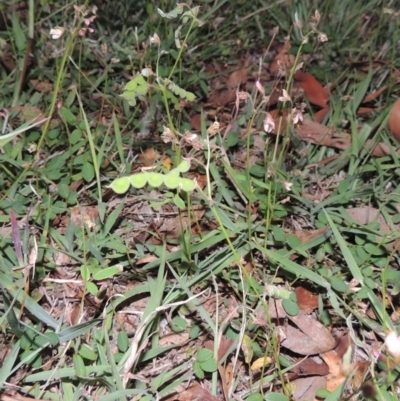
[110,177,130,194]
[129,173,148,189]
[163,174,180,189]
[179,178,196,192]
[147,173,164,188]
[176,160,191,173]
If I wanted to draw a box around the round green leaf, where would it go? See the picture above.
[58,182,70,199]
[147,172,164,187]
[186,91,195,102]
[176,160,191,173]
[79,344,98,361]
[130,173,148,189]
[282,298,299,316]
[189,325,201,339]
[86,282,98,295]
[164,174,180,189]
[196,348,213,363]
[171,316,187,333]
[315,388,330,398]
[82,162,95,182]
[329,276,347,293]
[180,178,196,192]
[110,177,130,194]
[199,357,217,372]
[70,129,82,144]
[264,392,289,401]
[60,107,76,125]
[193,361,204,379]
[248,393,264,401]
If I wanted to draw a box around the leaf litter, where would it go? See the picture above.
[3,4,400,401]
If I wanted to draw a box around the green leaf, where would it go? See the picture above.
[92,266,121,281]
[176,160,191,173]
[147,173,164,187]
[86,282,98,295]
[282,298,299,316]
[110,177,130,194]
[196,348,213,363]
[82,162,95,182]
[0,339,20,387]
[0,118,48,149]
[189,325,201,339]
[79,344,98,361]
[315,388,331,398]
[12,12,26,52]
[130,173,148,189]
[185,91,195,102]
[173,195,185,209]
[170,316,187,333]
[125,75,146,90]
[248,393,264,401]
[193,361,204,379]
[164,174,180,189]
[199,357,217,373]
[157,4,184,19]
[180,178,196,192]
[60,107,76,125]
[265,393,289,401]
[73,354,87,377]
[0,274,58,329]
[117,331,129,352]
[329,277,347,293]
[57,182,70,199]
[58,319,102,343]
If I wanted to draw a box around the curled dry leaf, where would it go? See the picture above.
[162,382,220,401]
[295,286,319,314]
[291,375,326,401]
[281,317,336,355]
[258,302,336,355]
[294,71,329,108]
[388,98,400,141]
[290,356,329,377]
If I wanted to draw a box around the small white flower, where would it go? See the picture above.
[255,80,265,95]
[385,331,400,362]
[278,89,292,103]
[150,33,161,45]
[318,32,328,42]
[141,67,154,77]
[50,27,65,40]
[292,108,303,125]
[283,181,293,191]
[263,112,275,133]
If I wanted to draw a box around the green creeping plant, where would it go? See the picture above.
[110,160,196,194]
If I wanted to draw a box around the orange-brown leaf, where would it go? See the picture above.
[294,71,329,108]
[388,98,400,141]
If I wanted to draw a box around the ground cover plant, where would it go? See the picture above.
[1,0,400,400]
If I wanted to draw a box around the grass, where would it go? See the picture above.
[1,0,400,400]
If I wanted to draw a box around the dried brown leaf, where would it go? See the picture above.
[295,286,319,313]
[291,375,326,401]
[388,98,400,141]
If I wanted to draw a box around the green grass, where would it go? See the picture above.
[1,1,400,400]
